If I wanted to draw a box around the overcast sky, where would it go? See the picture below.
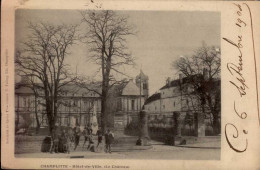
[15,9,220,96]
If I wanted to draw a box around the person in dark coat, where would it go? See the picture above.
[87,124,93,135]
[73,125,81,151]
[41,136,52,152]
[104,129,114,153]
[82,126,89,148]
[67,127,74,143]
[59,129,70,153]
[96,127,102,148]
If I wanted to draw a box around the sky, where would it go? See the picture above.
[15,9,220,96]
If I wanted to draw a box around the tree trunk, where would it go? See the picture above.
[49,117,55,136]
[35,118,40,134]
[212,113,220,135]
[101,91,108,133]
[34,97,40,134]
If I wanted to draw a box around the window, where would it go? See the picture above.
[143,83,147,90]
[23,97,26,107]
[131,100,135,110]
[117,99,121,111]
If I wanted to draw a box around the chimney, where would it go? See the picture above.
[166,77,171,86]
[179,74,183,84]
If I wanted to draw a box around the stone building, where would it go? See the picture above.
[144,73,220,137]
[15,82,102,130]
[15,71,149,133]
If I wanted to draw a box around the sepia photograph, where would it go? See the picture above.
[3,0,260,169]
[14,9,221,160]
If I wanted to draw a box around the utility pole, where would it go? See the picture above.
[139,70,142,112]
[136,68,150,146]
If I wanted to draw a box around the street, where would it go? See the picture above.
[15,144,220,160]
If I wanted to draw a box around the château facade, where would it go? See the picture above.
[15,71,149,133]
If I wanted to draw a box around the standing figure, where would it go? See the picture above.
[96,127,102,149]
[82,126,89,148]
[59,129,70,154]
[105,129,114,153]
[87,124,93,135]
[87,134,95,152]
[73,125,81,151]
[67,127,74,149]
[50,126,59,153]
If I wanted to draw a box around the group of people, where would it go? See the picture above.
[43,125,115,154]
[82,127,115,153]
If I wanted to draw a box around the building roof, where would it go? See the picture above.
[110,80,143,96]
[145,74,220,105]
[15,85,35,94]
[15,82,101,97]
[15,79,144,97]
[144,93,161,105]
[160,74,203,90]
[136,70,149,80]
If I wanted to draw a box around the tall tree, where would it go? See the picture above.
[16,22,78,137]
[173,43,221,134]
[80,10,135,131]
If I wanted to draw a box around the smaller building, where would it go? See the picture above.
[144,73,220,137]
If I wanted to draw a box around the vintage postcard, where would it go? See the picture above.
[1,0,260,169]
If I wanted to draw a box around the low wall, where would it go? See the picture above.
[15,135,45,154]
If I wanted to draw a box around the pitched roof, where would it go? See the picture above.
[15,85,34,94]
[145,93,161,105]
[110,80,143,96]
[15,82,101,97]
[160,74,203,90]
[136,70,148,80]
[15,80,143,97]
